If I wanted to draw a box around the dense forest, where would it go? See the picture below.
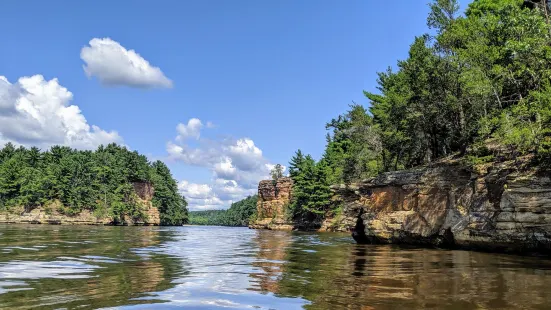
[188,195,258,226]
[287,0,551,224]
[0,143,188,225]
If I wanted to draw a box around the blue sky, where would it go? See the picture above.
[0,0,472,210]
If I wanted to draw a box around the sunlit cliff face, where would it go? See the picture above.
[250,178,295,230]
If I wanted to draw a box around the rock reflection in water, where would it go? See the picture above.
[273,239,551,310]
[250,230,293,294]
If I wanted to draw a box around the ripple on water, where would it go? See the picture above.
[0,260,100,279]
[2,225,551,309]
[0,281,31,294]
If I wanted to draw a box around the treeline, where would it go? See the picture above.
[188,195,257,226]
[287,0,551,224]
[0,143,188,225]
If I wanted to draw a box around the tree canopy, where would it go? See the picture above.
[0,143,188,225]
[287,0,551,223]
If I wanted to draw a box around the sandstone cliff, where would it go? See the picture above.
[333,157,551,253]
[249,178,295,230]
[0,182,160,226]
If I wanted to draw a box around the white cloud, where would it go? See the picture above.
[167,120,281,210]
[178,180,213,199]
[213,178,252,201]
[228,138,264,171]
[178,180,226,211]
[176,118,203,140]
[213,157,237,180]
[0,75,122,149]
[178,178,256,211]
[81,38,172,88]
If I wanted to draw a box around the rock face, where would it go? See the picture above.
[249,178,294,230]
[249,177,349,231]
[124,182,160,225]
[0,182,160,226]
[334,158,551,253]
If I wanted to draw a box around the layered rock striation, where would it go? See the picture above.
[334,157,551,253]
[249,178,294,230]
[0,182,160,226]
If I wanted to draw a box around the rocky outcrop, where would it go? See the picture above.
[124,182,160,225]
[250,177,354,231]
[0,182,160,226]
[333,157,551,253]
[249,178,295,230]
[249,177,350,231]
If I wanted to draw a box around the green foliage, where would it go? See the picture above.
[324,104,382,184]
[336,0,551,173]
[464,154,496,166]
[188,195,258,226]
[365,0,551,169]
[0,143,188,225]
[270,164,284,181]
[288,152,332,225]
[286,0,551,224]
[151,160,188,225]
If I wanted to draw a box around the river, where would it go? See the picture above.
[0,224,551,309]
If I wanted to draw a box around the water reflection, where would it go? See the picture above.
[275,241,551,310]
[1,225,551,309]
[0,225,184,309]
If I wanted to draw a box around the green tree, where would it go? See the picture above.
[0,143,188,225]
[151,160,188,225]
[288,154,332,226]
[188,195,258,226]
[270,164,284,181]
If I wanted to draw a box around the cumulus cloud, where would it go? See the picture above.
[176,118,203,140]
[81,38,172,88]
[178,178,255,211]
[0,75,122,149]
[178,180,225,211]
[167,119,282,210]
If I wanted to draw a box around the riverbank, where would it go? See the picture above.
[0,201,160,226]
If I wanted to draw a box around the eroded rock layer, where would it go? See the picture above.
[334,159,551,253]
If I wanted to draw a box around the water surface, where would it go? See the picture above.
[0,224,550,309]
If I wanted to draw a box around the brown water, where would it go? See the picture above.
[0,225,550,309]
